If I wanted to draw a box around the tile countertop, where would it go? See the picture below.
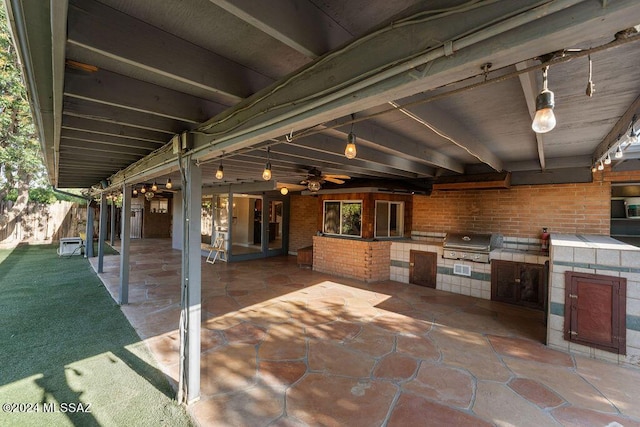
[550,233,640,251]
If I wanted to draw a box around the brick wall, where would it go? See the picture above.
[598,165,640,183]
[413,182,611,238]
[289,195,318,253]
[313,236,391,282]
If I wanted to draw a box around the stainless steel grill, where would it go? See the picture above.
[443,232,494,263]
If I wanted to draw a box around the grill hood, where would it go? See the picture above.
[443,233,493,252]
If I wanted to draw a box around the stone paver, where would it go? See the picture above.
[91,239,640,427]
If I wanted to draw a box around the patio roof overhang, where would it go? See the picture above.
[5,0,640,195]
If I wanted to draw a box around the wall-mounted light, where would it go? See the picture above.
[216,163,224,180]
[280,187,289,195]
[262,147,272,180]
[345,114,357,159]
[532,66,556,133]
[165,178,172,189]
[151,181,158,192]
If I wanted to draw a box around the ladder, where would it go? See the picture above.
[205,235,228,264]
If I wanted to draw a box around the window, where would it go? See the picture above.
[323,200,362,237]
[150,199,168,214]
[375,201,403,238]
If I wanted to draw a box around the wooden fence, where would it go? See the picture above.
[0,200,86,246]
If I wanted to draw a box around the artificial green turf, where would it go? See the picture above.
[0,244,192,427]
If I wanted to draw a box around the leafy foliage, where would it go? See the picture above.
[0,5,62,208]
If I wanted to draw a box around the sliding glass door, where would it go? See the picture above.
[212,192,288,261]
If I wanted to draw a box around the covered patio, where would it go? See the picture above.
[91,239,639,426]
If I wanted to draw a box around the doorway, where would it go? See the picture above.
[211,192,288,261]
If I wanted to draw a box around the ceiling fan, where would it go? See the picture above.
[300,168,350,192]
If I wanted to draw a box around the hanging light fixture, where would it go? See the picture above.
[597,160,604,171]
[262,147,272,180]
[165,178,172,189]
[345,114,357,159]
[591,165,597,173]
[132,187,138,196]
[615,145,623,159]
[532,66,556,134]
[307,179,321,192]
[629,128,639,145]
[140,186,146,194]
[216,163,224,180]
[151,181,158,192]
[604,153,612,165]
[280,187,289,195]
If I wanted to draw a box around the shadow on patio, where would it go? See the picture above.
[93,239,640,427]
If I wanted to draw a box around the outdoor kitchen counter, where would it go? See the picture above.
[390,239,549,300]
[546,234,640,367]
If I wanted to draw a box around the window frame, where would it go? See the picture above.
[374,200,404,238]
[322,199,363,238]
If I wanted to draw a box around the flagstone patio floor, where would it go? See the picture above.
[90,239,640,427]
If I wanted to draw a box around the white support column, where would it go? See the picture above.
[179,156,202,404]
[97,194,108,273]
[119,184,131,305]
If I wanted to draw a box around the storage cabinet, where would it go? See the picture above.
[491,260,546,310]
[564,272,626,355]
[297,246,313,268]
[409,250,437,288]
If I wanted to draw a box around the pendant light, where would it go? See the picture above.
[597,160,604,171]
[165,178,172,189]
[532,66,556,134]
[151,181,158,192]
[615,145,623,159]
[280,187,289,195]
[140,186,146,194]
[216,163,224,180]
[262,147,272,180]
[344,114,357,159]
[132,187,138,196]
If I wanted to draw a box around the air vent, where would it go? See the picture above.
[453,263,472,277]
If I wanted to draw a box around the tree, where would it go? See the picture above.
[0,5,48,228]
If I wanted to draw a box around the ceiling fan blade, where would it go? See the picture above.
[324,178,345,184]
[325,174,351,180]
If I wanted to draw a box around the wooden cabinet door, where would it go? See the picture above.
[491,260,518,304]
[409,250,436,288]
[491,260,546,310]
[564,272,626,354]
[519,263,545,309]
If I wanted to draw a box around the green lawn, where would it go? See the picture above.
[0,244,192,426]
